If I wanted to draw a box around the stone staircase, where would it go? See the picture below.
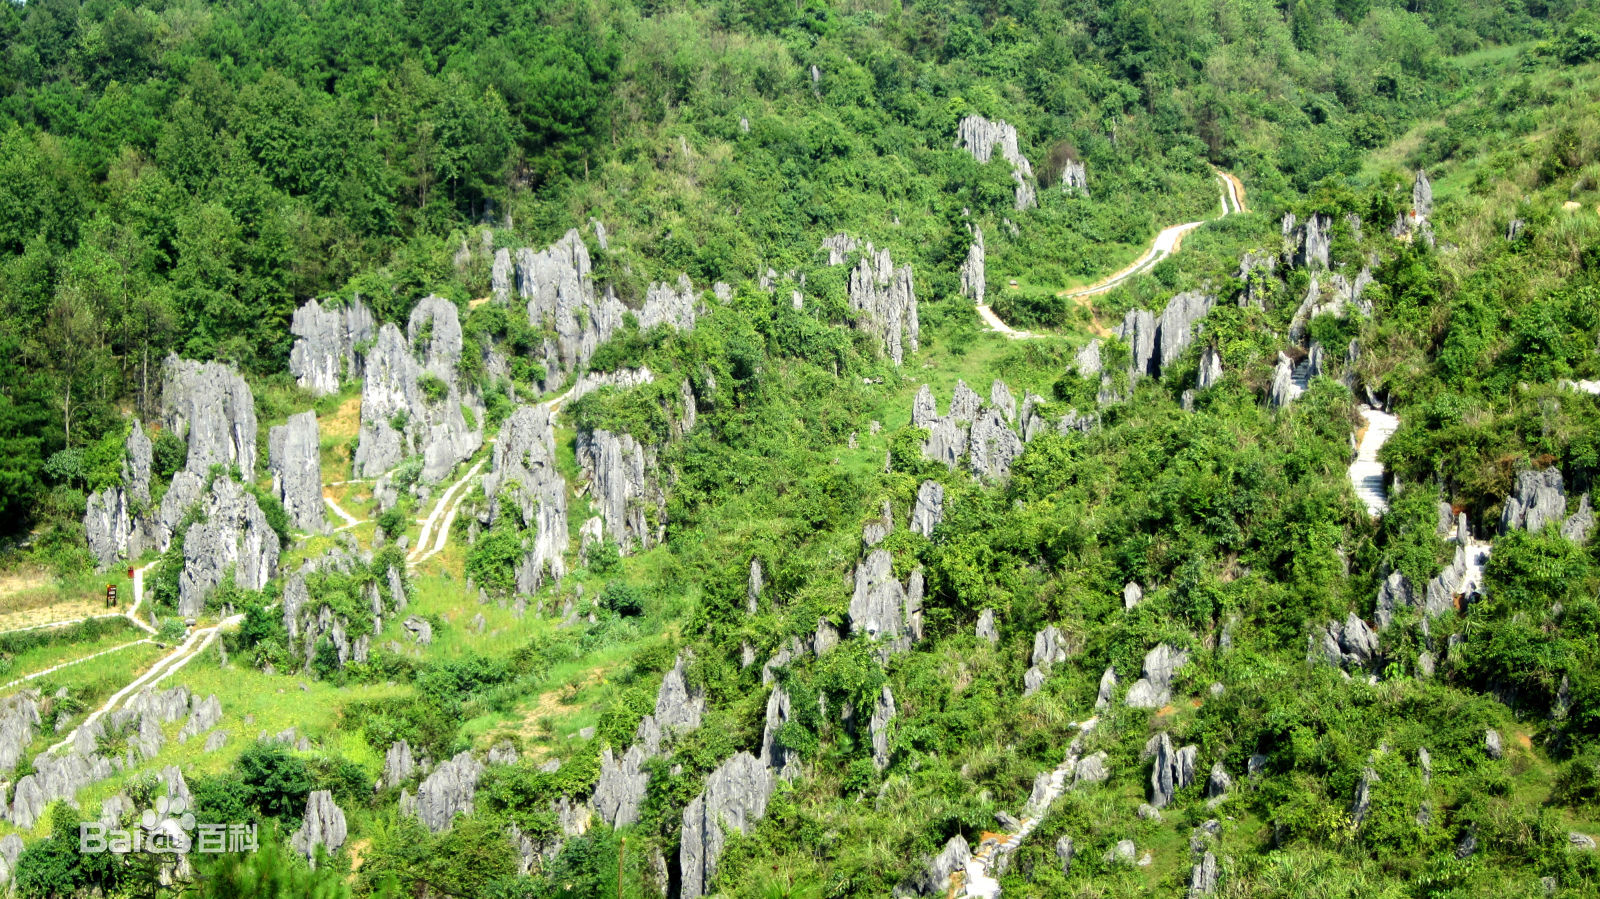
[1349,406,1399,516]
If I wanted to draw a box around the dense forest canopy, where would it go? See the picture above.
[2,0,1600,896]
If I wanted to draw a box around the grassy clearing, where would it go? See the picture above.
[0,618,146,689]
[0,566,135,631]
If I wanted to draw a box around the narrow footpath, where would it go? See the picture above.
[1350,406,1399,516]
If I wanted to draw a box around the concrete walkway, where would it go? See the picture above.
[1350,406,1399,516]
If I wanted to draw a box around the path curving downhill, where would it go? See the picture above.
[1350,406,1399,516]
[978,171,1247,339]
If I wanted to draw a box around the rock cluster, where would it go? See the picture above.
[894,835,971,897]
[289,296,375,395]
[911,380,1052,478]
[1115,291,1216,382]
[385,740,416,788]
[909,480,945,537]
[848,547,924,657]
[954,115,1037,210]
[178,476,280,616]
[354,296,485,484]
[84,421,160,567]
[163,356,259,479]
[1125,643,1189,708]
[0,694,41,775]
[1313,613,1379,673]
[594,654,705,828]
[577,429,664,554]
[1023,626,1071,696]
[1282,212,1331,271]
[1059,159,1089,196]
[269,411,326,533]
[1501,469,1591,540]
[1148,733,1199,808]
[402,750,485,833]
[870,686,897,771]
[960,226,985,305]
[820,234,919,365]
[679,752,775,899]
[291,790,348,867]
[481,405,569,592]
[1235,250,1277,309]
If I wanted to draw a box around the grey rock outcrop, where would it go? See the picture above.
[1189,851,1219,896]
[178,477,280,616]
[177,694,222,744]
[821,235,919,365]
[1236,250,1277,309]
[968,406,1023,479]
[896,834,970,897]
[1096,666,1118,709]
[1123,581,1144,610]
[910,480,945,537]
[577,429,663,554]
[1149,733,1199,808]
[1501,469,1576,536]
[1075,340,1103,378]
[870,686,896,771]
[269,412,326,533]
[976,608,998,644]
[848,549,922,654]
[1283,212,1332,271]
[1314,613,1379,671]
[0,694,41,774]
[1374,571,1416,630]
[1118,308,1158,379]
[759,687,802,780]
[1158,292,1217,372]
[491,249,513,304]
[481,405,568,592]
[403,750,484,833]
[1060,159,1088,196]
[403,616,433,645]
[1268,352,1302,408]
[1075,751,1110,786]
[679,752,775,898]
[1125,643,1189,708]
[204,730,228,752]
[1352,767,1379,825]
[1198,346,1224,390]
[747,558,763,614]
[1486,728,1504,760]
[960,226,985,306]
[163,356,258,479]
[84,421,159,567]
[595,655,705,828]
[1413,170,1433,220]
[385,740,415,788]
[291,790,348,867]
[954,115,1037,210]
[354,295,483,483]
[289,296,375,396]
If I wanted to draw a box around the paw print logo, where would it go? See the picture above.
[141,795,196,854]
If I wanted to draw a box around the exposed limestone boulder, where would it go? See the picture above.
[1158,292,1217,372]
[954,115,1037,210]
[289,296,375,396]
[1374,571,1417,630]
[515,229,614,385]
[576,429,663,554]
[354,297,484,482]
[1283,212,1332,271]
[177,694,222,744]
[84,420,161,568]
[178,477,280,617]
[1117,308,1159,379]
[1075,751,1110,786]
[990,380,1017,422]
[1125,644,1189,708]
[385,740,415,788]
[759,687,802,780]
[1501,469,1570,535]
[291,790,348,867]
[269,412,327,533]
[1123,581,1144,610]
[1198,346,1224,390]
[204,730,228,752]
[1060,159,1089,196]
[862,500,894,548]
[1236,250,1277,309]
[1206,763,1232,799]
[848,550,921,653]
[1149,733,1199,808]
[1096,666,1118,709]
[1189,851,1219,896]
[976,608,998,644]
[1314,613,1379,672]
[747,558,763,614]
[491,249,513,304]
[910,480,945,537]
[1413,170,1433,220]
[595,654,705,828]
[1486,728,1504,760]
[895,834,970,897]
[1017,393,1050,442]
[481,405,568,592]
[1075,340,1103,378]
[403,616,433,645]
[968,407,1023,479]
[565,366,655,405]
[1268,352,1302,408]
[404,750,484,833]
[1352,767,1379,825]
[960,226,985,305]
[0,694,41,774]
[1564,495,1594,542]
[870,686,896,771]
[679,752,775,898]
[163,356,258,479]
[821,235,920,365]
[487,741,518,766]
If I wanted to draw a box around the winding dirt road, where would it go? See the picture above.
[977,171,1247,339]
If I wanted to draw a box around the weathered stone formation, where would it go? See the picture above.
[594,654,705,828]
[910,480,945,538]
[759,686,803,780]
[0,834,23,889]
[577,429,663,554]
[282,546,406,671]
[354,296,484,483]
[0,694,41,775]
[291,790,348,867]
[1189,851,1219,896]
[1125,643,1189,708]
[288,296,375,396]
[1060,159,1089,196]
[85,420,160,568]
[1267,352,1304,408]
[178,476,280,616]
[848,539,924,656]
[1197,347,1224,391]
[820,234,919,365]
[1501,469,1592,540]
[491,249,514,304]
[1148,733,1199,808]
[1096,666,1119,709]
[269,412,326,534]
[1235,250,1277,309]
[976,608,999,644]
[512,229,701,388]
[1023,626,1071,696]
[960,226,985,306]
[1312,613,1379,673]
[954,115,1037,210]
[870,686,896,771]
[481,405,568,593]
[893,835,971,898]
[176,693,223,743]
[402,750,485,833]
[564,366,655,405]
[679,752,776,899]
[1115,291,1217,383]
[1282,212,1332,271]
[1075,340,1103,378]
[911,380,1034,478]
[1289,268,1374,343]
[164,356,258,479]
[385,740,415,788]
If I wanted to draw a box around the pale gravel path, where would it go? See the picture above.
[1350,406,1399,516]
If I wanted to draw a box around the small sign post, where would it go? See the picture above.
[106,584,118,609]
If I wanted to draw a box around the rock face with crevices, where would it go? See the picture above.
[1500,469,1586,537]
[1125,644,1189,708]
[164,356,258,479]
[960,226,985,305]
[1116,293,1216,383]
[1313,613,1380,672]
[821,235,920,365]
[1060,159,1089,196]
[577,429,663,554]
[679,752,775,899]
[289,296,375,396]
[1283,212,1332,271]
[85,420,160,568]
[0,694,41,775]
[913,380,1025,477]
[179,477,280,616]
[955,115,1037,210]
[291,790,348,867]
[1149,733,1199,808]
[403,750,484,833]
[910,481,944,537]
[870,686,896,771]
[481,405,568,592]
[594,654,705,828]
[1198,346,1224,390]
[354,296,484,483]
[848,549,923,655]
[269,412,326,533]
